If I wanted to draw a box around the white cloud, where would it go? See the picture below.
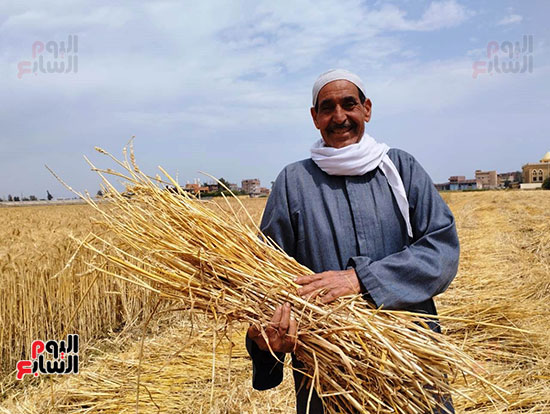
[497,14,523,26]
[1,0,473,90]
[5,0,547,197]
[363,1,470,32]
[415,0,470,30]
[1,6,133,31]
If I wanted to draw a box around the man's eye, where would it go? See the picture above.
[343,102,357,110]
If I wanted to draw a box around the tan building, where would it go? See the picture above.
[475,170,498,189]
[522,151,550,187]
[241,178,260,195]
[497,171,521,188]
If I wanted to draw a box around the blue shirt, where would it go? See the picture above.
[246,148,459,413]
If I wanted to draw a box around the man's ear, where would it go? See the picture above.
[363,99,372,123]
[310,107,321,130]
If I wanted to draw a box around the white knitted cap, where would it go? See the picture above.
[312,69,366,106]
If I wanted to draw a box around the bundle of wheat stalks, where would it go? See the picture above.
[64,145,508,414]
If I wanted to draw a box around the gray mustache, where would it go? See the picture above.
[328,122,354,132]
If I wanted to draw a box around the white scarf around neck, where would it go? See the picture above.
[310,134,413,238]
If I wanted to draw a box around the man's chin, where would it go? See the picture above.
[324,133,360,148]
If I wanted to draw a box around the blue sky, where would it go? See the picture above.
[1,0,549,199]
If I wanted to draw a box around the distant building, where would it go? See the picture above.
[475,170,498,189]
[521,151,550,189]
[435,176,480,191]
[184,183,209,194]
[497,171,521,188]
[241,178,260,195]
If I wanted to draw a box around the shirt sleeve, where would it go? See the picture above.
[244,168,294,390]
[259,167,297,258]
[245,335,285,390]
[348,153,460,310]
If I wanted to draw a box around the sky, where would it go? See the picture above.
[1,0,549,199]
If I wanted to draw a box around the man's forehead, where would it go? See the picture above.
[317,80,361,101]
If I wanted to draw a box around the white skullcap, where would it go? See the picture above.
[312,69,366,106]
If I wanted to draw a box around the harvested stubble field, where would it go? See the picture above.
[1,191,549,413]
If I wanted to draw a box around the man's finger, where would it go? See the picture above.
[279,302,291,333]
[297,279,329,295]
[320,289,337,304]
[265,305,283,344]
[294,273,322,285]
[320,286,349,304]
[297,279,328,296]
[269,304,283,327]
[287,317,297,341]
[302,289,328,303]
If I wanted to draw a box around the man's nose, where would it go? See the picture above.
[332,105,346,123]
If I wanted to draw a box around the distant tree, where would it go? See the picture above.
[97,190,104,197]
[29,195,37,201]
[47,190,53,201]
[8,194,13,202]
[542,177,550,190]
[218,177,231,190]
[13,196,20,202]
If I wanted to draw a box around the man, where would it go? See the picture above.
[246,69,459,414]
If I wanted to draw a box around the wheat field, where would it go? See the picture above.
[1,191,549,413]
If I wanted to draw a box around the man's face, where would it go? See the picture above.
[310,80,372,149]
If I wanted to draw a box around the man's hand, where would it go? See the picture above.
[247,302,298,353]
[295,269,361,304]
